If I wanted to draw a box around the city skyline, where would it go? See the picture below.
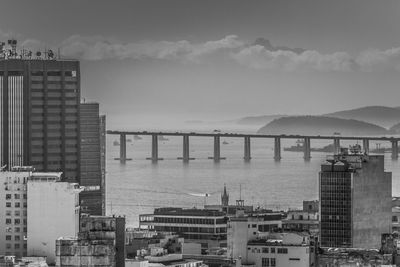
[1,1,400,128]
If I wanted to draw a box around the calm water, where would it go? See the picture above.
[105,127,400,227]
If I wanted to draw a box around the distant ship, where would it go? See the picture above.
[134,135,143,141]
[284,140,336,153]
[222,140,229,145]
[158,135,169,141]
[113,140,120,146]
[284,139,304,152]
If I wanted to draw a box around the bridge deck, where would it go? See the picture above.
[107,130,400,141]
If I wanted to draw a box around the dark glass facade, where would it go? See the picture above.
[0,59,80,183]
[319,171,352,247]
[80,103,105,215]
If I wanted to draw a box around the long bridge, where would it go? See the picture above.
[107,130,400,163]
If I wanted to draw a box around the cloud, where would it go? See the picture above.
[2,30,400,72]
[58,34,243,62]
[356,47,400,72]
[232,45,356,72]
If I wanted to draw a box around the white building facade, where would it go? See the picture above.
[246,233,316,267]
[27,172,82,265]
[227,214,283,263]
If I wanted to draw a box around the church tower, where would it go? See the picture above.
[221,184,229,206]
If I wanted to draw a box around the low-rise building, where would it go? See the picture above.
[56,215,126,267]
[282,210,319,236]
[227,212,284,262]
[0,167,82,262]
[392,206,400,232]
[0,167,31,258]
[316,247,393,267]
[139,208,228,253]
[27,172,82,265]
[245,232,316,267]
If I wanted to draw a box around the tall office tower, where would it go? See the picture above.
[80,102,105,215]
[100,115,106,214]
[0,56,81,183]
[319,147,392,249]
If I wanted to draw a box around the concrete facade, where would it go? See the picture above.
[139,208,228,254]
[56,216,126,267]
[246,233,316,267]
[0,167,31,257]
[319,152,392,249]
[227,213,283,263]
[27,174,82,265]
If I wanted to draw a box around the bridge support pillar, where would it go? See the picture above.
[303,137,311,160]
[274,137,281,161]
[392,140,398,160]
[244,136,251,162]
[178,135,194,162]
[214,135,221,163]
[114,133,132,163]
[363,139,369,154]
[333,138,341,154]
[208,135,226,162]
[146,134,163,162]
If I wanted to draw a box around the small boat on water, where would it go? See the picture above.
[113,140,120,146]
[134,135,143,141]
[158,135,169,141]
[222,140,229,145]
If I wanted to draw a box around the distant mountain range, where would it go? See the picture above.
[324,106,400,129]
[238,106,400,136]
[237,115,288,125]
[257,116,388,136]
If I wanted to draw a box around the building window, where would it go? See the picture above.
[15,227,20,232]
[14,194,20,199]
[14,219,20,225]
[262,258,269,267]
[393,216,398,222]
[277,248,288,254]
[6,235,11,240]
[6,244,11,249]
[23,194,27,199]
[270,248,275,253]
[15,211,20,216]
[14,244,20,249]
[270,258,276,267]
[6,210,11,216]
[6,219,11,225]
[6,194,11,199]
[262,247,269,253]
[6,202,11,207]
[15,235,20,241]
[15,202,20,208]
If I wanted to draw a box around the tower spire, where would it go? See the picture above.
[221,184,229,206]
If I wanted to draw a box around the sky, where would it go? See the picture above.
[1,0,400,128]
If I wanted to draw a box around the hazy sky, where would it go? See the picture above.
[1,0,400,127]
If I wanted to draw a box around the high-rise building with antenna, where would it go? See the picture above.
[0,53,81,183]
